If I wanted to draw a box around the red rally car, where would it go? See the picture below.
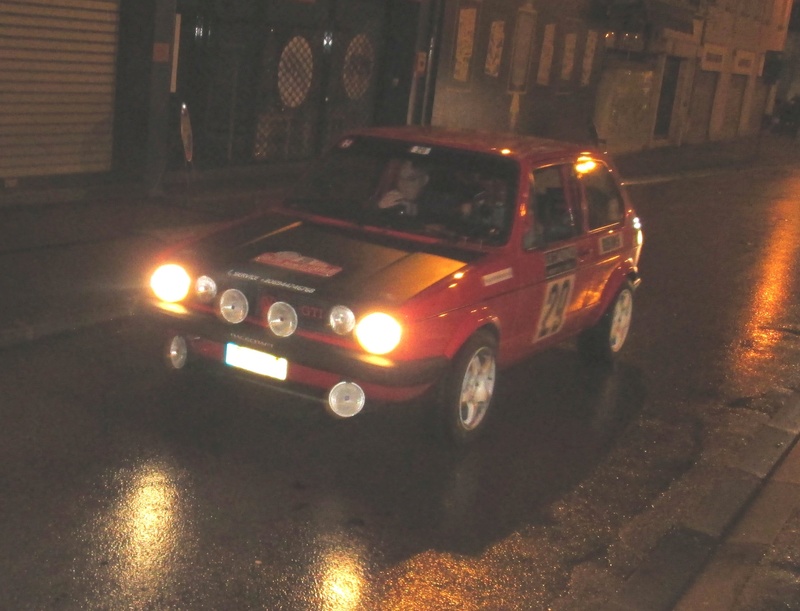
[145,127,643,444]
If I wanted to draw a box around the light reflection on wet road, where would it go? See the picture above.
[1,165,799,609]
[81,460,191,609]
[728,179,800,386]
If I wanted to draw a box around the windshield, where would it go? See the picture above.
[287,136,519,245]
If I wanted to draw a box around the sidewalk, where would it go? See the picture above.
[1,131,800,610]
[600,389,800,611]
[614,130,795,183]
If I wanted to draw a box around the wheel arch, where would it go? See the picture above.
[588,262,639,326]
[442,312,501,362]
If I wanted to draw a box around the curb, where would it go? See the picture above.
[604,391,800,611]
[0,296,137,351]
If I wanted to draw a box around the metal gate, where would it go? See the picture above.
[0,0,120,180]
[251,26,377,162]
[177,0,383,169]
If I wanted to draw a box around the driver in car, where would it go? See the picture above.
[377,159,431,216]
[375,159,506,241]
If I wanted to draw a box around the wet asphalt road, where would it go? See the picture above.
[1,163,799,609]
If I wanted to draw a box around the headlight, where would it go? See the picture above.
[355,312,402,355]
[150,264,191,303]
[267,301,298,337]
[195,275,217,302]
[219,288,249,324]
[329,305,356,335]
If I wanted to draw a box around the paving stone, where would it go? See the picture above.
[682,469,761,539]
[773,437,800,485]
[673,541,766,611]
[729,480,800,545]
[770,393,800,434]
[729,424,797,478]
[612,528,715,611]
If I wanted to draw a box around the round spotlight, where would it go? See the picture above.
[195,275,217,302]
[219,288,249,324]
[267,301,298,337]
[150,263,191,303]
[327,382,365,418]
[165,335,188,369]
[329,305,356,335]
[355,312,402,355]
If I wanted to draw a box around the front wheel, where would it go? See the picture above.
[578,282,634,364]
[438,330,498,445]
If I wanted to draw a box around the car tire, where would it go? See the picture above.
[437,329,498,445]
[578,281,634,364]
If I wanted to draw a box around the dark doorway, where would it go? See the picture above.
[654,56,681,139]
[374,0,423,126]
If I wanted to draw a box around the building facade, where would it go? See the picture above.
[698,0,792,142]
[429,0,793,152]
[430,0,605,144]
[594,0,702,151]
[0,0,794,186]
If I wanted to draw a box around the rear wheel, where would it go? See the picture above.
[438,330,498,445]
[578,282,634,363]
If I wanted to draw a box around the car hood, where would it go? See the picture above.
[188,215,481,305]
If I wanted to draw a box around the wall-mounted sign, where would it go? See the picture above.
[561,32,577,81]
[733,49,756,76]
[700,43,726,72]
[416,51,428,77]
[453,1,481,84]
[508,6,536,93]
[153,42,170,63]
[537,23,555,86]
[485,20,505,78]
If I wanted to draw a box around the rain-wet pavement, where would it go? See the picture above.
[1,132,800,609]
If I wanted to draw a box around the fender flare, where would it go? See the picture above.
[441,306,502,363]
[591,260,641,326]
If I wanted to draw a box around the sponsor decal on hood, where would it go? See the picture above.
[253,251,342,277]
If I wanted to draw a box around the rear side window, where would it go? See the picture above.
[524,164,582,249]
[582,163,624,230]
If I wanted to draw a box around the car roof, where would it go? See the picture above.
[342,126,599,164]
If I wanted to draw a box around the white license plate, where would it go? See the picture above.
[224,343,288,380]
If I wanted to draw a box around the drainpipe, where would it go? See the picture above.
[419,0,444,126]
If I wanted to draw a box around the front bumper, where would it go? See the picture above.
[144,300,449,406]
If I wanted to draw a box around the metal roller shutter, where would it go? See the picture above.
[0,0,120,180]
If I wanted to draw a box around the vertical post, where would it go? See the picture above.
[420,0,444,126]
[144,0,178,196]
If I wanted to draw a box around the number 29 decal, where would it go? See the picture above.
[534,275,575,341]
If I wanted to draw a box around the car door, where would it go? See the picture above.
[573,158,628,310]
[510,162,592,354]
